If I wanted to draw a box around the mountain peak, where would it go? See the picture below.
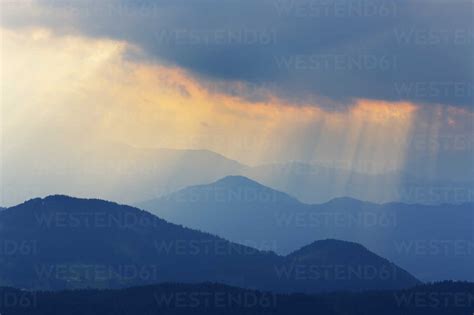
[174,175,302,205]
[16,195,118,209]
[213,175,264,187]
[287,238,383,265]
[3,195,165,227]
[290,239,367,256]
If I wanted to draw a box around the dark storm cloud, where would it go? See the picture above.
[2,0,473,108]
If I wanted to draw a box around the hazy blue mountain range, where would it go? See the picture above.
[0,195,419,292]
[2,145,245,207]
[138,176,474,282]
[242,162,474,205]
[3,145,472,207]
[1,281,472,315]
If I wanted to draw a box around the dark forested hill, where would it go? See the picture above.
[0,281,472,315]
[0,195,418,292]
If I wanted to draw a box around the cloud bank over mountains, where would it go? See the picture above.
[1,1,472,206]
[2,0,473,108]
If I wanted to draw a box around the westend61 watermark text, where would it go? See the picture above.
[34,264,160,282]
[394,292,474,308]
[274,54,397,71]
[398,186,474,204]
[274,264,398,281]
[275,211,397,228]
[154,291,277,308]
[394,81,473,99]
[154,239,277,256]
[409,134,474,152]
[273,0,398,18]
[163,187,284,203]
[0,240,38,256]
[3,0,165,18]
[153,29,277,46]
[34,211,163,229]
[0,291,37,309]
[394,240,474,256]
[394,28,474,46]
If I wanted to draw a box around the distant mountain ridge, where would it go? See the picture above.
[4,145,472,207]
[2,146,246,207]
[241,161,474,205]
[0,195,419,292]
[138,176,474,282]
[149,175,300,205]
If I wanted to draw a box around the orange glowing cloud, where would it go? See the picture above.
[2,26,419,171]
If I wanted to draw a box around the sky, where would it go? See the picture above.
[0,0,473,205]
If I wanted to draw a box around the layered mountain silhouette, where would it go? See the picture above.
[241,162,474,204]
[5,144,472,207]
[0,195,418,292]
[3,145,245,207]
[138,176,474,282]
[1,281,472,315]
